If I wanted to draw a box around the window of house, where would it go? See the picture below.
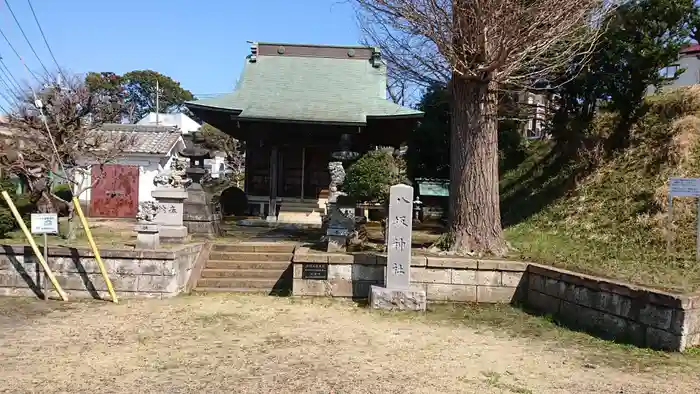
[660,65,679,79]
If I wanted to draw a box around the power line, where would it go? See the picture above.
[26,0,64,80]
[0,71,19,101]
[3,0,50,76]
[0,58,22,93]
[0,26,40,83]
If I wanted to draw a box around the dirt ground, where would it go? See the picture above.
[0,295,699,394]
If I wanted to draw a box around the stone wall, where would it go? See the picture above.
[292,247,527,303]
[292,248,700,351]
[0,243,204,299]
[526,264,700,351]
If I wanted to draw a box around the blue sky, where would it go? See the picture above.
[0,0,361,97]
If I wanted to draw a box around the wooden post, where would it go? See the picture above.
[696,198,700,261]
[43,233,48,300]
[268,146,278,219]
[301,147,306,202]
[667,195,673,254]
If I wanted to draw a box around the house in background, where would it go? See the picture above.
[136,112,228,179]
[518,91,551,140]
[661,44,700,88]
[73,123,185,218]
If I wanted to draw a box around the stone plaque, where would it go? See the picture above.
[386,184,413,289]
[302,263,328,280]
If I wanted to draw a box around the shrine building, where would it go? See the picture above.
[186,42,423,225]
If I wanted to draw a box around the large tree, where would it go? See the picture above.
[0,74,134,238]
[85,70,194,123]
[354,0,613,255]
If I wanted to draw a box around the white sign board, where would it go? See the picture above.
[669,178,700,197]
[30,213,58,234]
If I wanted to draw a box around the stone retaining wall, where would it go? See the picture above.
[527,264,700,351]
[292,247,527,303]
[292,248,700,351]
[0,243,204,299]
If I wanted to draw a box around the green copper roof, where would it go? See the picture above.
[186,50,423,125]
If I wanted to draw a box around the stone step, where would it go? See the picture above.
[195,278,282,289]
[208,251,293,262]
[191,287,290,295]
[205,260,291,270]
[200,268,287,279]
[211,243,296,253]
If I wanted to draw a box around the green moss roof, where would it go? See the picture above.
[186,50,423,125]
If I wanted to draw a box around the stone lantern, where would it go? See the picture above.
[181,130,221,237]
[325,133,359,252]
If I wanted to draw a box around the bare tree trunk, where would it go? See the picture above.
[66,204,78,241]
[448,76,507,255]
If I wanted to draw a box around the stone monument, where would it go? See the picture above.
[135,201,163,249]
[370,184,427,311]
[324,134,359,252]
[151,157,189,242]
[181,131,221,237]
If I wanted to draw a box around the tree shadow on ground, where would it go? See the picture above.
[499,147,590,228]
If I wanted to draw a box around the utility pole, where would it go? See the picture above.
[155,79,159,125]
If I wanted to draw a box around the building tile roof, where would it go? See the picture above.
[681,44,700,54]
[91,123,182,155]
[186,42,423,125]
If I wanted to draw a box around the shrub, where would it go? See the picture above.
[342,150,408,204]
[52,183,73,202]
[0,176,34,237]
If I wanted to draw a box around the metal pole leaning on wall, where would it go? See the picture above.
[72,197,119,303]
[0,191,68,301]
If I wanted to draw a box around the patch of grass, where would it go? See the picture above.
[424,302,700,372]
[495,87,700,292]
[481,371,533,394]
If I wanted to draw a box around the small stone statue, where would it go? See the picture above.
[153,157,191,189]
[136,201,165,222]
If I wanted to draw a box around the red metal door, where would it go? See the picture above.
[90,164,139,218]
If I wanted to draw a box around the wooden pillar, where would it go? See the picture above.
[300,146,306,202]
[268,146,278,220]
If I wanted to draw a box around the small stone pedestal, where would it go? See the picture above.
[135,222,160,249]
[183,181,221,238]
[369,285,427,312]
[152,188,188,242]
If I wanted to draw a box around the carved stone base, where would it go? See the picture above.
[159,225,188,241]
[369,285,427,312]
[135,223,160,250]
[183,187,221,238]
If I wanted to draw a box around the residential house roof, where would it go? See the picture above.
[137,112,201,134]
[186,42,423,125]
[680,44,700,55]
[91,123,183,155]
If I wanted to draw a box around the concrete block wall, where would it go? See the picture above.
[292,248,700,351]
[526,264,700,351]
[0,243,204,299]
[292,247,527,303]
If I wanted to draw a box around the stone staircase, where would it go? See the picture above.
[276,199,324,226]
[192,242,295,295]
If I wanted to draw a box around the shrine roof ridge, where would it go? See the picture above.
[185,41,423,125]
[255,42,375,51]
